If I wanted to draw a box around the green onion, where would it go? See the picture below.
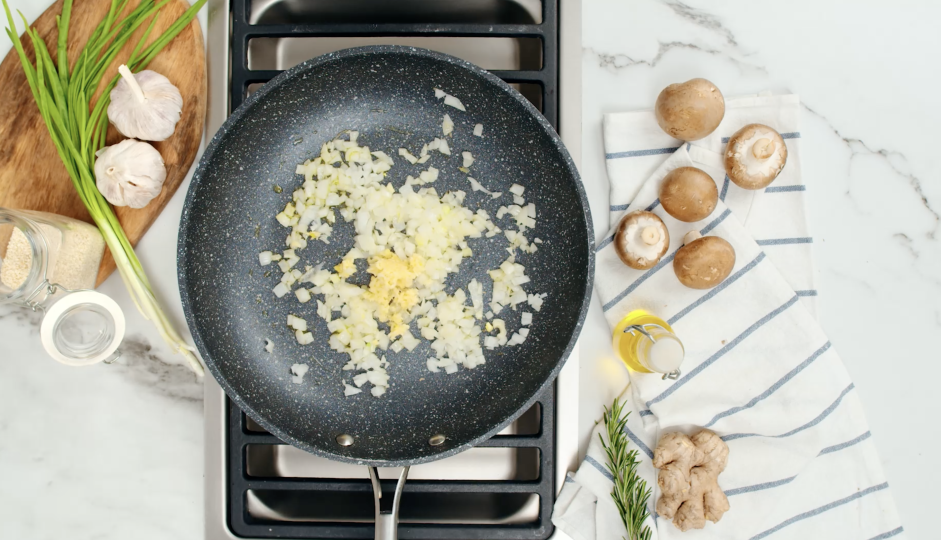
[3,0,207,375]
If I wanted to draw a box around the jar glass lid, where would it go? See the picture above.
[40,290,125,366]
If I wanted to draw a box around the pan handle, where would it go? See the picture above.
[368,466,410,540]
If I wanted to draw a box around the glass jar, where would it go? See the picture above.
[612,309,685,379]
[0,208,124,365]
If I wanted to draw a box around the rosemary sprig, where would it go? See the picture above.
[2,0,207,374]
[600,398,653,540]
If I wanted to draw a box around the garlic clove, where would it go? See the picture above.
[107,65,183,142]
[94,139,167,209]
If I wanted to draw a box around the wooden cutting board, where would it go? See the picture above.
[0,0,206,286]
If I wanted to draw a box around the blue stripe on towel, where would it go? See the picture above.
[700,208,731,235]
[796,289,818,297]
[725,430,875,498]
[603,253,679,312]
[703,341,832,428]
[722,132,801,144]
[606,146,680,159]
[819,431,871,456]
[585,455,614,482]
[610,203,630,211]
[639,410,653,417]
[602,209,731,312]
[765,185,806,193]
[868,526,905,540]
[646,295,799,408]
[645,199,661,212]
[726,476,797,497]
[749,482,890,540]
[668,252,766,326]
[756,237,814,245]
[623,424,654,459]
[597,234,615,252]
[720,175,730,201]
[723,383,855,441]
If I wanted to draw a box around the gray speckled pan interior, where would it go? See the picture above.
[178,46,594,467]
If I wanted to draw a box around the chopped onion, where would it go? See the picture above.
[261,127,545,397]
[434,88,446,99]
[264,339,274,353]
[442,114,453,136]
[521,312,533,325]
[273,282,290,298]
[296,330,314,345]
[295,288,312,303]
[398,148,418,164]
[287,314,308,331]
[468,177,500,198]
[258,251,273,266]
[513,195,525,206]
[468,279,484,319]
[344,383,362,396]
[444,94,466,111]
[527,293,546,312]
[510,184,525,196]
[290,363,309,384]
[473,123,484,137]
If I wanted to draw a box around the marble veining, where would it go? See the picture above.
[114,334,204,404]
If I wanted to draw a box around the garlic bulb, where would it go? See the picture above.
[94,139,167,209]
[107,65,183,141]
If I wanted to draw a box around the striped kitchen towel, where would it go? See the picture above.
[602,93,818,316]
[552,95,904,539]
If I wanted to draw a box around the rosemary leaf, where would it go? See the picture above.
[600,398,654,540]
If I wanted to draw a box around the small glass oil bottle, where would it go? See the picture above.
[612,309,685,379]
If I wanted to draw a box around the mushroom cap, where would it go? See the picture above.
[614,211,671,270]
[724,123,788,190]
[660,167,719,223]
[655,79,726,142]
[673,236,736,289]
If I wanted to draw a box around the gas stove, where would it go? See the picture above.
[203,1,582,538]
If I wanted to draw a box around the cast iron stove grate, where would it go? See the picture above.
[225,1,561,538]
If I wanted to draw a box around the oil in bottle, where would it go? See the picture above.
[612,309,685,377]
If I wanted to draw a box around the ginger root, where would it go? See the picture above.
[653,429,730,531]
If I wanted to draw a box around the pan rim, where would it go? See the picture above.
[178,45,595,467]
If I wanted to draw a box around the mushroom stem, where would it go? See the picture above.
[752,138,774,159]
[642,226,661,245]
[683,230,703,245]
[118,64,146,104]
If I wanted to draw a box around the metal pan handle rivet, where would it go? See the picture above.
[428,434,446,446]
[336,434,354,447]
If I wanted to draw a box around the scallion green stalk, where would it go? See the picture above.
[3,0,207,375]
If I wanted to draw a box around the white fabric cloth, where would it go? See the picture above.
[552,95,905,540]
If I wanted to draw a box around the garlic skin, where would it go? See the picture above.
[108,65,183,141]
[94,139,167,209]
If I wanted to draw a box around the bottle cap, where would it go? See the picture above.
[40,290,125,366]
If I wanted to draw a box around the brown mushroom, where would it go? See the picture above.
[673,231,735,289]
[614,211,670,270]
[724,124,788,190]
[655,79,726,141]
[660,167,718,223]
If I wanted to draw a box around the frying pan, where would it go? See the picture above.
[178,46,592,538]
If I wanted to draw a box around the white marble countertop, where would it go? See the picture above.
[1,1,935,538]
